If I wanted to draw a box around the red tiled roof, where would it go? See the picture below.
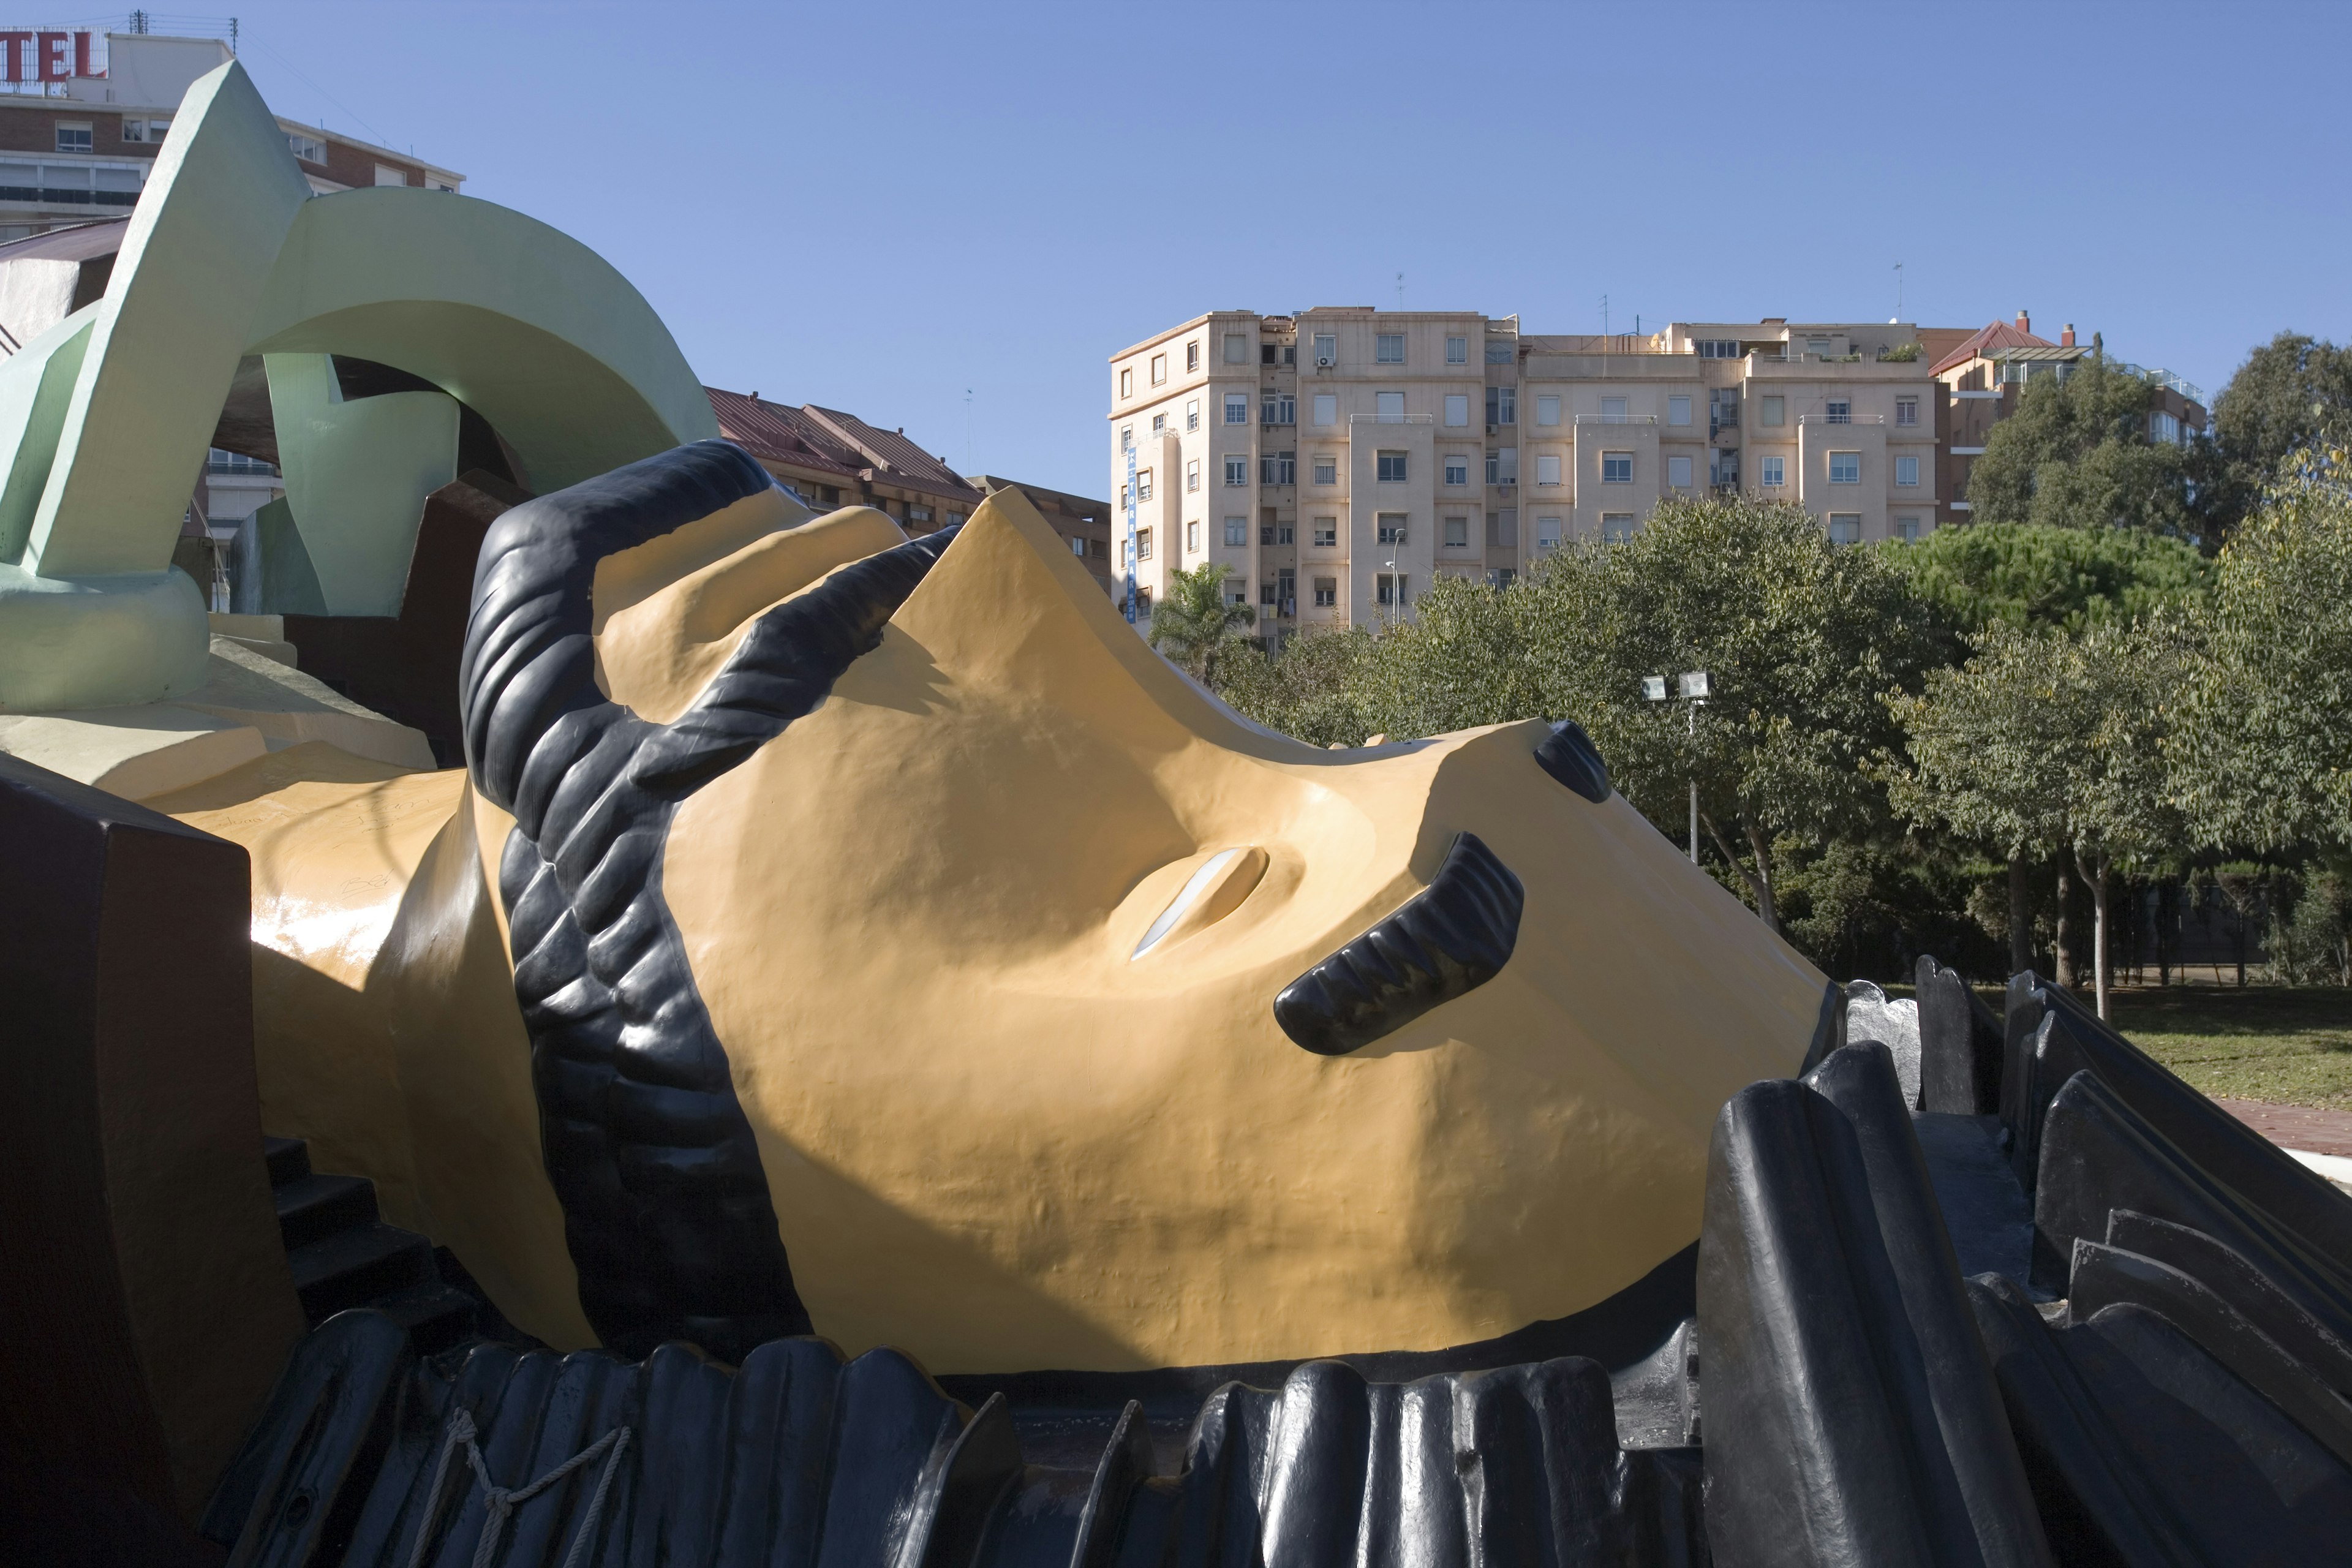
[801,404,981,503]
[1929,320,2054,379]
[706,388,863,480]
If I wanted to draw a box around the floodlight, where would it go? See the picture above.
[1642,676,1668,701]
[1679,671,1710,700]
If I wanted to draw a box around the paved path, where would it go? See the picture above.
[2217,1099,2352,1159]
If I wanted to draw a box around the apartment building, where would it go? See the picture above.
[1108,310,1942,631]
[1931,312,2207,525]
[709,389,982,533]
[0,27,461,247]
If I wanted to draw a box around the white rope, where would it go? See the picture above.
[403,1405,632,1568]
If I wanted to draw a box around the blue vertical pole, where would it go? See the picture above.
[1123,440,1139,624]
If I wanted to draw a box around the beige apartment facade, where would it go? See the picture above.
[1109,310,1942,633]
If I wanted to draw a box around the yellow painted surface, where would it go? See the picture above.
[160,488,1823,1374]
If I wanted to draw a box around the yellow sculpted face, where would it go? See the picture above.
[175,443,1828,1377]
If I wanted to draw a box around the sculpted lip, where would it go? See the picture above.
[1273,831,1525,1056]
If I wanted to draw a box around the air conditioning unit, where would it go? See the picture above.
[1316,355,1335,368]
[1487,423,1499,435]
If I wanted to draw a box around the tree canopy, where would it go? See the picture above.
[1880,521,2212,635]
[1966,349,2195,537]
[2198,332,2352,532]
[1146,559,1254,683]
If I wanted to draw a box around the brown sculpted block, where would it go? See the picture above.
[0,754,303,1521]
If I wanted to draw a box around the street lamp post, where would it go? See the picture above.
[1645,670,1709,862]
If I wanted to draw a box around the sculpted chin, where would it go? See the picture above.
[157,439,1830,1376]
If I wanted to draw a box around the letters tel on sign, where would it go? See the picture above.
[0,29,102,83]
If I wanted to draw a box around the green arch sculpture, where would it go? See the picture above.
[0,58,717,711]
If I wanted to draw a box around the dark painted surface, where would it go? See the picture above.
[1532,717,1611,802]
[1272,830,1525,1055]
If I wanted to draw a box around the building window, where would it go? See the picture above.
[1313,393,1336,426]
[1225,455,1248,486]
[1830,451,1860,484]
[1151,353,1166,385]
[1186,458,1200,492]
[1186,399,1199,432]
[1762,456,1785,487]
[1829,514,1861,545]
[1120,369,1133,399]
[1667,455,1693,488]
[1896,455,1920,487]
[1761,395,1785,426]
[1314,578,1338,607]
[1536,394,1561,427]
[1536,515,1562,551]
[1262,392,1295,425]
[1602,451,1633,483]
[1137,469,1153,499]
[1313,333,1336,365]
[1314,456,1338,485]
[1487,508,1518,546]
[1225,516,1249,546]
[1376,572,1408,606]
[1488,567,1517,589]
[1444,514,1470,548]
[1224,333,1249,364]
[1486,340,1513,364]
[1536,454,1562,486]
[1444,455,1469,486]
[1808,337,1832,357]
[1825,399,1850,424]
[1137,588,1153,616]
[1313,518,1338,547]
[1486,386,1516,425]
[1896,396,1918,426]
[1668,395,1692,426]
[1896,514,1921,542]
[1487,448,1518,486]
[1186,341,1200,372]
[1602,514,1635,542]
[1374,391,1404,422]
[1188,520,1200,553]
[1378,514,1407,545]
[55,122,92,154]
[1071,536,1088,557]
[1226,394,1249,424]
[1120,485,1129,510]
[374,164,409,187]
[1697,339,1741,358]
[1376,333,1406,364]
[909,505,933,524]
[1152,413,1166,436]
[1138,527,1154,559]
[1444,393,1470,427]
[1447,336,1468,365]
[1378,450,1408,482]
[1261,451,1296,485]
[1120,424,1133,450]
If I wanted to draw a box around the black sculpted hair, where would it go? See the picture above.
[460,439,957,1362]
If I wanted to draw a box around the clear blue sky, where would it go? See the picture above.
[215,0,2347,499]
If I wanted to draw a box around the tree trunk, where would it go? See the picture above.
[2156,878,2176,988]
[1741,813,1780,934]
[2080,846,2112,1022]
[1700,810,1778,933]
[2008,852,2033,978]
[2056,859,2075,990]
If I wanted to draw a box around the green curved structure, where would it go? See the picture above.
[0,59,717,710]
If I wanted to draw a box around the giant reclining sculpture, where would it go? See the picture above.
[5,54,2351,1568]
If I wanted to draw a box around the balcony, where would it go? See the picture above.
[1349,413,1435,426]
[1572,413,1659,426]
[1798,413,1887,425]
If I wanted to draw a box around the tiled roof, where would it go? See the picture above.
[801,404,981,502]
[1929,320,2054,379]
[704,388,863,480]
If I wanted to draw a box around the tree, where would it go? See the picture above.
[1212,624,1378,748]
[1147,560,1254,683]
[2198,332,2352,533]
[2175,446,2352,853]
[1966,345,2196,538]
[1890,618,2190,1018]
[1881,521,2212,636]
[1521,498,1951,934]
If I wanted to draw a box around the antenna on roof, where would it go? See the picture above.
[1893,261,1904,323]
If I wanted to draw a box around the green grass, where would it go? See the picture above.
[2105,988,2352,1110]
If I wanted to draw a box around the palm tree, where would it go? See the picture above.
[1148,560,1256,683]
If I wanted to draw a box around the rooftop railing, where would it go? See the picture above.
[1572,413,1659,425]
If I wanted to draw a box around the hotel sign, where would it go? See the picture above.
[0,29,102,81]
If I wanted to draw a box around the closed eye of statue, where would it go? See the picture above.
[1130,846,1269,960]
